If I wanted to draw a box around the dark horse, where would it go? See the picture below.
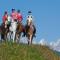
[0,23,9,41]
[15,22,24,43]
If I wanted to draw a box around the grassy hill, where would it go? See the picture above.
[0,42,60,60]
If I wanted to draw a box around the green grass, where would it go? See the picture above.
[0,42,60,60]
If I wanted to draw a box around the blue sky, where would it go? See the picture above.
[0,0,60,43]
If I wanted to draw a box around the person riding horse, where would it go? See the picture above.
[11,9,17,22]
[23,11,36,37]
[15,10,24,42]
[2,11,11,32]
[17,10,23,23]
[2,11,8,28]
[1,11,11,40]
[16,10,23,33]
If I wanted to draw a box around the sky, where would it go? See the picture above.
[0,0,60,43]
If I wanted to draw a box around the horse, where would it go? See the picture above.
[1,16,12,42]
[15,22,24,43]
[9,19,17,43]
[25,22,36,45]
[0,16,12,42]
[0,23,8,41]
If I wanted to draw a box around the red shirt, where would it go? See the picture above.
[17,13,23,22]
[2,14,8,23]
[11,12,17,20]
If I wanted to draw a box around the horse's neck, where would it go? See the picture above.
[9,21,17,31]
[29,24,34,31]
[17,22,23,32]
[11,21,17,25]
[10,21,17,30]
[28,26,34,36]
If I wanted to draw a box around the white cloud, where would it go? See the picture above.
[38,38,48,46]
[49,39,60,52]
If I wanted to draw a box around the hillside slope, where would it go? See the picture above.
[0,42,60,60]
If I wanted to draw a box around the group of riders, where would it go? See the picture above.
[0,9,36,41]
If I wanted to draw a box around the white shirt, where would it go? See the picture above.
[7,16,11,22]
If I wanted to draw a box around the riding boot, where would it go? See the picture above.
[24,25,29,36]
[22,26,29,37]
[33,25,36,37]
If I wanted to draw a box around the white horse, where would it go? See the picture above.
[8,16,17,43]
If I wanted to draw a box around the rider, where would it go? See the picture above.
[17,10,23,23]
[2,11,8,28]
[2,11,8,24]
[11,9,17,22]
[23,11,36,37]
[17,10,25,34]
[27,11,33,26]
[7,15,11,30]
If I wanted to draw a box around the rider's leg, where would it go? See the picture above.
[33,25,36,37]
[22,25,27,37]
[22,24,29,37]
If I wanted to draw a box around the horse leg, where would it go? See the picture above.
[2,34,5,42]
[16,33,20,43]
[7,32,12,42]
[18,33,21,43]
[31,35,33,44]
[1,34,3,42]
[16,33,18,43]
[29,35,32,45]
[4,34,7,42]
[17,34,20,43]
[28,39,29,45]
[27,36,30,45]
[7,32,10,41]
[9,32,13,42]
[12,31,16,43]
[6,33,8,42]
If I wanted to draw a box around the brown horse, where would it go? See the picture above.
[25,23,35,45]
[15,22,24,43]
